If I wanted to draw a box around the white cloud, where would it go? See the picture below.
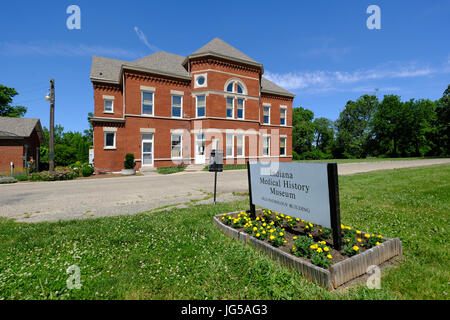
[0,42,141,59]
[133,26,161,52]
[264,61,445,93]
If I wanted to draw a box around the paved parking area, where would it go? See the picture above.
[0,158,448,223]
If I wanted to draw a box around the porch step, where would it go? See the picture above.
[185,164,206,172]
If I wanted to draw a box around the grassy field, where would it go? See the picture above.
[156,166,186,174]
[0,164,448,299]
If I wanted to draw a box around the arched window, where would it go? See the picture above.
[224,79,247,95]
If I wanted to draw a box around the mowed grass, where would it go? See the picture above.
[0,164,448,300]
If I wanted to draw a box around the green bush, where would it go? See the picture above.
[292,151,301,160]
[13,174,29,181]
[81,165,94,177]
[124,153,135,169]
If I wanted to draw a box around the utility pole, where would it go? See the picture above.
[49,79,55,173]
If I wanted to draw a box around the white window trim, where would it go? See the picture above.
[280,106,287,126]
[196,95,206,118]
[104,131,116,150]
[194,73,207,88]
[226,97,234,119]
[171,134,183,160]
[224,78,247,95]
[226,133,234,158]
[171,95,183,118]
[103,99,114,114]
[262,135,271,157]
[237,98,245,120]
[141,90,154,116]
[236,134,245,158]
[263,105,271,125]
[280,135,287,156]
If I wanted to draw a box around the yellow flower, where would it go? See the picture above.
[296,218,300,222]
[364,233,370,238]
[377,235,383,238]
[253,227,257,231]
[263,223,266,227]
[293,236,298,240]
[270,221,274,225]
[317,248,323,253]
[346,239,350,242]
[262,230,266,235]
[279,232,284,237]
[292,246,296,250]
[352,246,360,251]
[356,230,361,234]
[309,223,313,227]
[327,254,333,259]
[308,234,312,238]
[376,242,380,246]
[357,238,362,242]
[309,244,317,250]
[280,214,285,218]
[324,247,329,252]
[270,235,275,240]
[256,233,260,237]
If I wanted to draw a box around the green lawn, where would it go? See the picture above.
[0,164,448,299]
[156,166,186,174]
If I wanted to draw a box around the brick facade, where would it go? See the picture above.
[90,39,294,172]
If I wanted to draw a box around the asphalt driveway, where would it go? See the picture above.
[1,158,448,223]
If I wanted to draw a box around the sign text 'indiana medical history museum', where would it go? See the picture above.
[248,162,340,229]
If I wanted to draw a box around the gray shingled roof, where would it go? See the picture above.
[188,38,259,65]
[90,38,293,97]
[0,117,44,142]
[132,52,189,78]
[261,77,295,97]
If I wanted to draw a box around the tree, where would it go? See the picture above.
[313,117,334,155]
[334,94,378,158]
[433,85,450,156]
[0,84,27,117]
[292,107,315,155]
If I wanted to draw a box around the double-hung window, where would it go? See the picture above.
[142,91,154,115]
[196,95,206,117]
[280,107,286,126]
[104,99,113,113]
[263,106,270,124]
[226,97,234,118]
[172,95,182,118]
[237,98,244,119]
[280,136,286,156]
[226,133,234,158]
[263,135,270,156]
[104,131,116,149]
[171,134,182,159]
[236,134,244,157]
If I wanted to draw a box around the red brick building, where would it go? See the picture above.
[90,38,294,172]
[0,117,44,173]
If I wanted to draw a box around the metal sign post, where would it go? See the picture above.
[209,150,223,205]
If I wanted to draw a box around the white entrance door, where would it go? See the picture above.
[195,133,205,164]
[142,134,154,167]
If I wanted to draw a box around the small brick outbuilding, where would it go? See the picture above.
[0,117,44,173]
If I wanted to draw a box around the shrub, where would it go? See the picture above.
[292,235,314,258]
[292,151,301,160]
[13,174,29,181]
[0,176,17,184]
[124,153,136,169]
[81,165,94,177]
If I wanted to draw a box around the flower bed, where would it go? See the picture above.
[214,209,402,289]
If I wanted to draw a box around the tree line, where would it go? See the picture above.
[292,85,449,159]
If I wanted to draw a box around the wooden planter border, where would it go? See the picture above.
[214,210,402,290]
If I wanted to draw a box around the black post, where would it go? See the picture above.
[49,79,55,174]
[327,163,342,250]
[246,162,256,218]
[213,171,217,204]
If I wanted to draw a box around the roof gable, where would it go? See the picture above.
[189,38,259,65]
[0,117,44,142]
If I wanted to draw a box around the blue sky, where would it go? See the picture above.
[1,0,449,132]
